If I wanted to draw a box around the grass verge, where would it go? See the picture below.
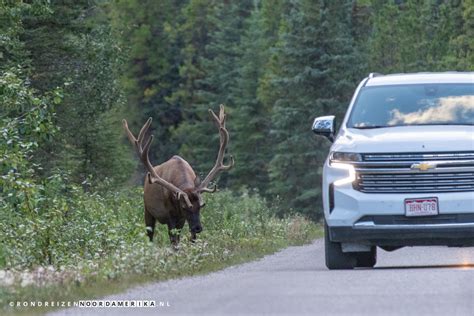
[1,189,321,315]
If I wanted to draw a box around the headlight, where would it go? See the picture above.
[331,163,356,186]
[330,151,362,163]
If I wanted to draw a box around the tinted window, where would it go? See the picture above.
[348,84,474,128]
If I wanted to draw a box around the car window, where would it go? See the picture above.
[347,84,474,128]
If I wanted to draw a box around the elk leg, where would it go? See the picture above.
[175,218,185,244]
[144,208,156,242]
[168,217,186,246]
[167,218,179,246]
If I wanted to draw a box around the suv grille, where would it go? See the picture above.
[353,152,474,193]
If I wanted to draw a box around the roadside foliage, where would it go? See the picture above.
[0,187,318,306]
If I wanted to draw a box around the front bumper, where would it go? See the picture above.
[329,224,474,247]
[325,190,474,247]
[330,214,474,246]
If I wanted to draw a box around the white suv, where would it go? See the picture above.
[312,72,474,270]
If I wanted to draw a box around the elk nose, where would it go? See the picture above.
[193,225,202,234]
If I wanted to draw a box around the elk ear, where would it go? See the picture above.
[194,176,201,187]
[198,194,205,208]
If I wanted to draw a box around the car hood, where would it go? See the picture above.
[333,125,474,153]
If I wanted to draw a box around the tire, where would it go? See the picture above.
[355,247,377,268]
[324,222,356,270]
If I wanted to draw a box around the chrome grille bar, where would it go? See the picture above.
[352,160,474,167]
[354,221,474,229]
[355,167,474,174]
[360,172,474,179]
[354,152,474,193]
[360,180,474,186]
[357,186,474,193]
[363,152,474,161]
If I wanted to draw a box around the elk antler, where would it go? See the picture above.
[199,104,234,192]
[122,118,192,208]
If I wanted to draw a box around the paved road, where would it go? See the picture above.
[51,239,474,316]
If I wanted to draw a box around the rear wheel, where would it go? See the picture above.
[355,247,377,268]
[324,223,356,270]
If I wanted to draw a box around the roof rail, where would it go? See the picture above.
[368,72,383,78]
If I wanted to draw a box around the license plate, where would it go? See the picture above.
[404,197,439,217]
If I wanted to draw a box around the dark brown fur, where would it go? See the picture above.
[144,156,203,243]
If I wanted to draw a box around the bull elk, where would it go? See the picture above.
[122,105,234,244]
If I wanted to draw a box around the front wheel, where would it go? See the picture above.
[324,222,356,270]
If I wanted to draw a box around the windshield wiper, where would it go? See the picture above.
[352,123,474,129]
[406,123,474,126]
[351,125,390,129]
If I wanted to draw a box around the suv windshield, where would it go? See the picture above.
[348,83,474,128]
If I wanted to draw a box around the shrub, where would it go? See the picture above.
[1,183,318,271]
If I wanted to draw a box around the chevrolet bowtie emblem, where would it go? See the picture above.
[411,162,436,171]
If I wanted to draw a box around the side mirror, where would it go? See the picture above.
[312,115,336,142]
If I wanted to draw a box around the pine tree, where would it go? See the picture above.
[171,0,251,184]
[110,0,185,165]
[396,0,433,71]
[267,0,361,219]
[257,0,288,117]
[443,0,474,70]
[367,0,470,73]
[230,2,272,192]
[367,1,402,72]
[22,1,133,184]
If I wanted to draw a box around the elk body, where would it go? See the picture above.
[123,105,233,244]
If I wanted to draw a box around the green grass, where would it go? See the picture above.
[3,231,321,315]
[0,187,321,315]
